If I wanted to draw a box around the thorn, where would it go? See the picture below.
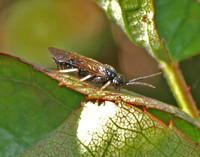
[33,67,38,70]
[186,86,191,92]
[59,82,66,86]
[86,96,90,99]
[143,107,147,113]
[169,120,174,127]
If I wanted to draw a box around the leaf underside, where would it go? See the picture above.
[96,0,200,62]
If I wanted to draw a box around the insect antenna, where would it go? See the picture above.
[125,72,162,88]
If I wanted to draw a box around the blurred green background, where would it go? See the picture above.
[0,0,199,107]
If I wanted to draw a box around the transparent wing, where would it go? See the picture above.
[49,47,108,77]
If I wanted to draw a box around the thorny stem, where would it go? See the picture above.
[160,61,200,122]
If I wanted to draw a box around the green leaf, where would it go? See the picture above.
[22,101,200,156]
[95,0,171,63]
[154,0,200,61]
[1,53,200,156]
[95,0,200,62]
[0,53,85,156]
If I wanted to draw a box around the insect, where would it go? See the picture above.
[49,47,161,92]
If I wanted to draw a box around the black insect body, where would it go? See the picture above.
[49,47,161,91]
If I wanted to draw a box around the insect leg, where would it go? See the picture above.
[58,68,79,73]
[100,81,111,93]
[72,74,95,86]
[96,81,111,102]
[80,74,95,82]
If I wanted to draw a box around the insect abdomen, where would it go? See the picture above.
[53,58,74,70]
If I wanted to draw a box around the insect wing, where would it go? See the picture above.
[49,47,107,77]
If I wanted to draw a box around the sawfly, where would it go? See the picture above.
[49,47,161,92]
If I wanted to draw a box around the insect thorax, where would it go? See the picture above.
[104,66,125,88]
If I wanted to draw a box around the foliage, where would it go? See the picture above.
[0,0,200,156]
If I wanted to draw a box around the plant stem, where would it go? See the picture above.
[160,61,200,122]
